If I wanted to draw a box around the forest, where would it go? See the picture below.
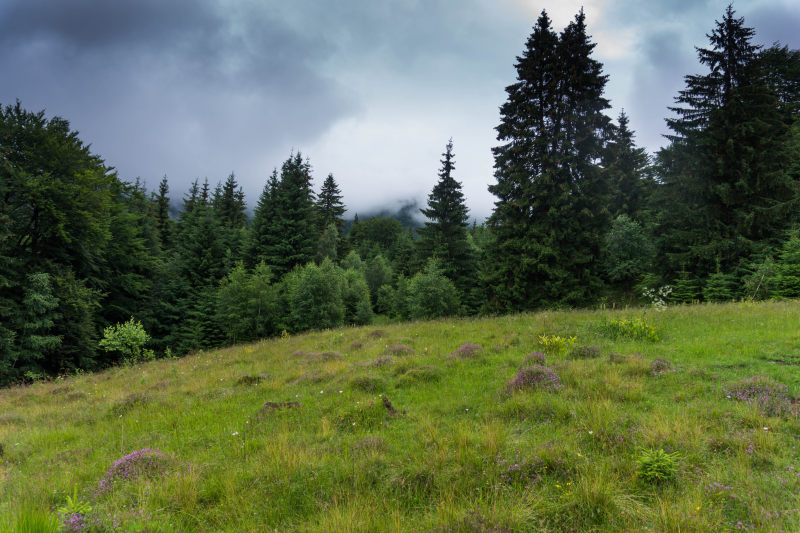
[1,6,799,385]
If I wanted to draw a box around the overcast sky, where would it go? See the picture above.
[2,0,799,220]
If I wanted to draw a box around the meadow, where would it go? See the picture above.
[2,301,800,532]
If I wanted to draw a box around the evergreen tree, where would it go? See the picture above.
[417,139,477,309]
[264,152,317,277]
[485,10,611,311]
[316,173,346,234]
[603,111,652,220]
[660,5,795,276]
[245,169,279,269]
[154,175,173,250]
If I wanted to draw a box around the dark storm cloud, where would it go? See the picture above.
[0,0,355,197]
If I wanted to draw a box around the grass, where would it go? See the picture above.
[2,301,800,531]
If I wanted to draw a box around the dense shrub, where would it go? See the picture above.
[99,318,153,364]
[216,261,280,344]
[406,260,460,320]
[287,259,345,331]
[342,268,373,325]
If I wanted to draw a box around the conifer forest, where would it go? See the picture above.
[2,6,800,386]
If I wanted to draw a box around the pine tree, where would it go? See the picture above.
[316,173,346,234]
[485,9,611,311]
[417,139,477,308]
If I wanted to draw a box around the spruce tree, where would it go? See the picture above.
[265,152,318,277]
[417,139,477,308]
[316,173,346,234]
[485,10,611,311]
[660,5,794,275]
[154,175,172,250]
[603,111,652,221]
[245,169,279,269]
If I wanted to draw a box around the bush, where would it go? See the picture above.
[287,259,345,331]
[216,261,280,344]
[99,318,153,363]
[406,259,460,320]
[636,448,679,483]
[342,268,373,325]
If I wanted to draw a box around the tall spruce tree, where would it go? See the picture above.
[316,173,346,234]
[659,5,795,275]
[485,10,611,311]
[264,152,318,277]
[603,111,652,221]
[417,139,477,309]
[245,169,279,269]
[154,175,172,250]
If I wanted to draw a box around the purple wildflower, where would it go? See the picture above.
[387,344,415,355]
[451,343,482,358]
[724,376,797,417]
[62,513,86,532]
[98,448,172,494]
[524,352,546,365]
[506,365,563,392]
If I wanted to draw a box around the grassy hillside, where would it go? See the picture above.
[2,302,800,532]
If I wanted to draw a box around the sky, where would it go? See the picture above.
[2,0,799,221]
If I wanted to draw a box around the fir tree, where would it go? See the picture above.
[154,175,172,249]
[245,169,279,269]
[603,111,652,220]
[316,173,346,234]
[417,139,477,308]
[264,152,318,277]
[485,10,611,311]
[661,5,795,275]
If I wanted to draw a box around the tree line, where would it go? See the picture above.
[1,5,799,384]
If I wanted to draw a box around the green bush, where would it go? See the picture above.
[636,448,679,483]
[342,268,373,325]
[99,317,154,363]
[406,259,460,320]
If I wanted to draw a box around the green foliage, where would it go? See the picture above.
[340,250,365,272]
[341,268,373,326]
[636,448,679,484]
[216,262,280,344]
[669,269,700,304]
[599,318,659,342]
[536,334,577,355]
[775,233,800,298]
[742,256,778,300]
[316,173,346,234]
[365,254,393,306]
[485,10,610,311]
[2,505,61,533]
[58,485,92,515]
[287,259,345,331]
[702,270,736,303]
[315,223,339,264]
[604,215,654,290]
[99,318,153,364]
[406,259,460,319]
[417,139,477,309]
